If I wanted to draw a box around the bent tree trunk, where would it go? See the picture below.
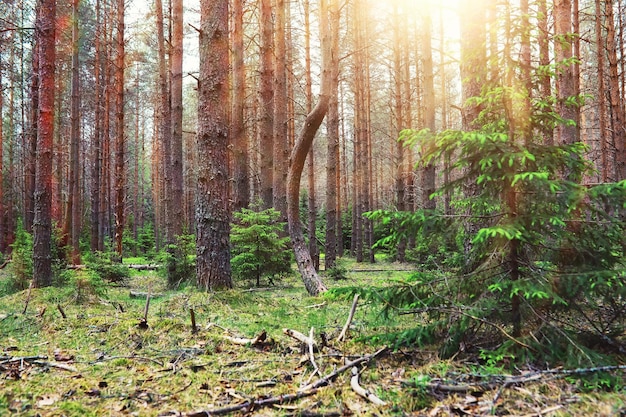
[287,0,334,296]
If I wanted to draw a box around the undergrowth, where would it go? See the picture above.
[1,259,625,416]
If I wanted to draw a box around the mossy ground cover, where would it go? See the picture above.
[1,259,625,416]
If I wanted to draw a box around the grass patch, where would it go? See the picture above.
[1,258,625,416]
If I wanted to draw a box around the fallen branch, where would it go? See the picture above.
[186,388,320,416]
[308,327,319,376]
[284,328,317,350]
[301,347,388,391]
[32,360,78,373]
[129,291,163,299]
[57,304,67,319]
[337,293,359,342]
[350,366,386,405]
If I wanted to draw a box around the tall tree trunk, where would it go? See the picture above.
[538,0,553,145]
[273,0,288,220]
[63,0,81,263]
[25,4,40,234]
[393,4,406,262]
[605,0,626,180]
[554,0,579,146]
[33,0,56,287]
[91,0,102,252]
[114,0,125,258]
[232,0,249,211]
[421,7,435,212]
[155,0,173,247]
[258,0,274,208]
[0,50,3,253]
[324,0,340,270]
[196,0,233,290]
[287,0,333,296]
[171,0,184,236]
[304,0,319,270]
[595,0,610,182]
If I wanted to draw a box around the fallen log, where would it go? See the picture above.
[129,291,164,299]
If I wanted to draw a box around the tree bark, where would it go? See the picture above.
[287,0,334,296]
[33,0,56,287]
[232,0,249,211]
[114,0,125,258]
[171,0,184,235]
[421,7,436,212]
[91,0,102,252]
[196,0,233,290]
[273,0,289,220]
[258,0,274,209]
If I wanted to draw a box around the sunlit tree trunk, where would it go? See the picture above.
[273,0,288,220]
[258,0,274,208]
[171,0,184,235]
[554,0,579,146]
[392,4,406,262]
[196,0,233,290]
[232,0,249,211]
[605,0,626,180]
[155,0,173,248]
[421,6,435,212]
[63,0,81,263]
[91,0,102,252]
[33,0,56,287]
[304,0,319,270]
[325,0,340,270]
[595,0,610,182]
[287,0,333,296]
[0,47,3,253]
[538,0,553,145]
[114,0,125,258]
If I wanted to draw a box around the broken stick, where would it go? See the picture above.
[350,366,386,405]
[337,293,359,342]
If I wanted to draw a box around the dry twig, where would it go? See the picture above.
[350,366,386,405]
[337,293,359,343]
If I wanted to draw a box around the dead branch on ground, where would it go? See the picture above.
[350,366,386,405]
[337,293,359,342]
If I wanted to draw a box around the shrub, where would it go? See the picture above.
[160,233,196,288]
[86,251,130,285]
[231,206,292,286]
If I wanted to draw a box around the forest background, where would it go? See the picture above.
[1,0,626,404]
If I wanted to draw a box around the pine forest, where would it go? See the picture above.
[1,0,626,415]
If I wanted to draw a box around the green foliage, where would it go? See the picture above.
[326,260,348,280]
[137,223,156,259]
[363,73,626,366]
[85,251,131,285]
[6,220,33,293]
[61,269,108,304]
[230,206,292,286]
[160,233,196,288]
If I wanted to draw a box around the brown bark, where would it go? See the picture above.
[324,0,340,270]
[258,0,274,208]
[63,0,81,264]
[114,0,125,258]
[273,0,288,220]
[155,0,173,246]
[171,0,184,236]
[605,0,626,180]
[25,5,40,234]
[33,0,56,287]
[287,0,333,296]
[0,45,3,252]
[91,0,102,252]
[196,0,233,290]
[554,0,579,146]
[538,0,553,145]
[232,0,249,211]
[421,8,435,212]
[303,0,319,270]
[595,0,609,182]
[393,4,406,262]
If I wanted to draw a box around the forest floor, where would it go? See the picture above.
[1,258,625,416]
